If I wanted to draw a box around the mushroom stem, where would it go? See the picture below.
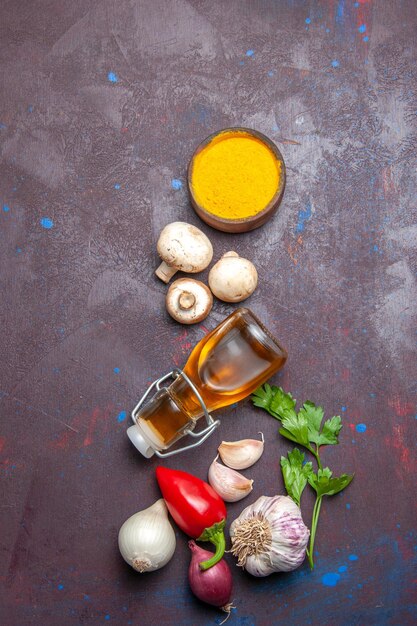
[179,292,196,310]
[155,261,178,283]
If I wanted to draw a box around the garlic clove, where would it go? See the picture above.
[208,456,253,502]
[218,433,264,470]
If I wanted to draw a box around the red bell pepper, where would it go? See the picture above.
[156,466,226,570]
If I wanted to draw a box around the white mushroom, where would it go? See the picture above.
[155,222,213,283]
[166,278,213,324]
[208,251,258,303]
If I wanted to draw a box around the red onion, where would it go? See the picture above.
[188,541,234,619]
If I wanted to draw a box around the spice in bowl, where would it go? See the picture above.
[187,128,285,233]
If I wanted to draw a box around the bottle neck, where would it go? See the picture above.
[169,373,205,421]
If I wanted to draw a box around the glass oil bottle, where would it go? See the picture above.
[127,308,287,458]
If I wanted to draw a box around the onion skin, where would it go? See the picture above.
[188,541,233,611]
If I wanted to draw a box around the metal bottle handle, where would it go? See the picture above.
[131,368,221,458]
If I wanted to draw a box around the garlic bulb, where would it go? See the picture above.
[229,495,309,576]
[118,499,176,573]
[218,433,264,469]
[208,455,253,502]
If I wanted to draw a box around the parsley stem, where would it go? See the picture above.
[309,445,322,470]
[308,495,323,569]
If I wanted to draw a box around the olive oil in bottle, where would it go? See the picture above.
[128,308,287,457]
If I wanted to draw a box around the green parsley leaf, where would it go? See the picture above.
[299,401,324,444]
[280,410,310,447]
[317,415,343,446]
[280,448,313,506]
[251,384,280,417]
[308,468,354,497]
[270,387,297,418]
[251,384,296,421]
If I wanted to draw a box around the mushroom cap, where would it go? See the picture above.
[166,278,213,324]
[157,222,213,273]
[208,251,258,303]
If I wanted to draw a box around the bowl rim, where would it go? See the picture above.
[187,126,286,230]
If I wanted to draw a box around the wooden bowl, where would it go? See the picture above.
[187,127,286,233]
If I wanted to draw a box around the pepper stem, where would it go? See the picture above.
[197,520,226,570]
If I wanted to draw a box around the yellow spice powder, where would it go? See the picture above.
[191,130,281,220]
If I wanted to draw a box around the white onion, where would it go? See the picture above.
[118,499,176,573]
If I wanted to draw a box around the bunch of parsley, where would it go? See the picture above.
[252,384,354,569]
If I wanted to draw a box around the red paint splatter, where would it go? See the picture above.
[287,235,303,265]
[49,405,114,450]
[384,424,416,476]
[382,166,396,200]
[388,396,415,417]
[53,430,72,449]
[341,368,350,381]
[83,407,101,447]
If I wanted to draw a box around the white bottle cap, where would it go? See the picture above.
[127,425,155,458]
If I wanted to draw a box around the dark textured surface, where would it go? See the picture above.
[1,1,416,625]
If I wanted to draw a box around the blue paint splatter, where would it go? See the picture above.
[16,247,22,254]
[373,244,379,252]
[341,406,347,412]
[338,565,348,573]
[117,411,127,423]
[114,183,121,190]
[268,70,274,77]
[349,554,359,561]
[107,72,118,83]
[346,503,351,510]
[326,28,330,33]
[356,423,367,433]
[28,105,34,113]
[105,616,110,621]
[84,594,90,601]
[354,2,359,7]
[322,572,341,586]
[363,36,369,42]
[114,367,120,374]
[171,178,182,190]
[246,49,254,57]
[40,217,54,229]
[358,24,367,33]
[336,0,345,23]
[3,204,10,212]
[305,17,311,24]
[58,584,64,590]
[296,201,312,232]
[331,59,340,68]
[0,122,6,130]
